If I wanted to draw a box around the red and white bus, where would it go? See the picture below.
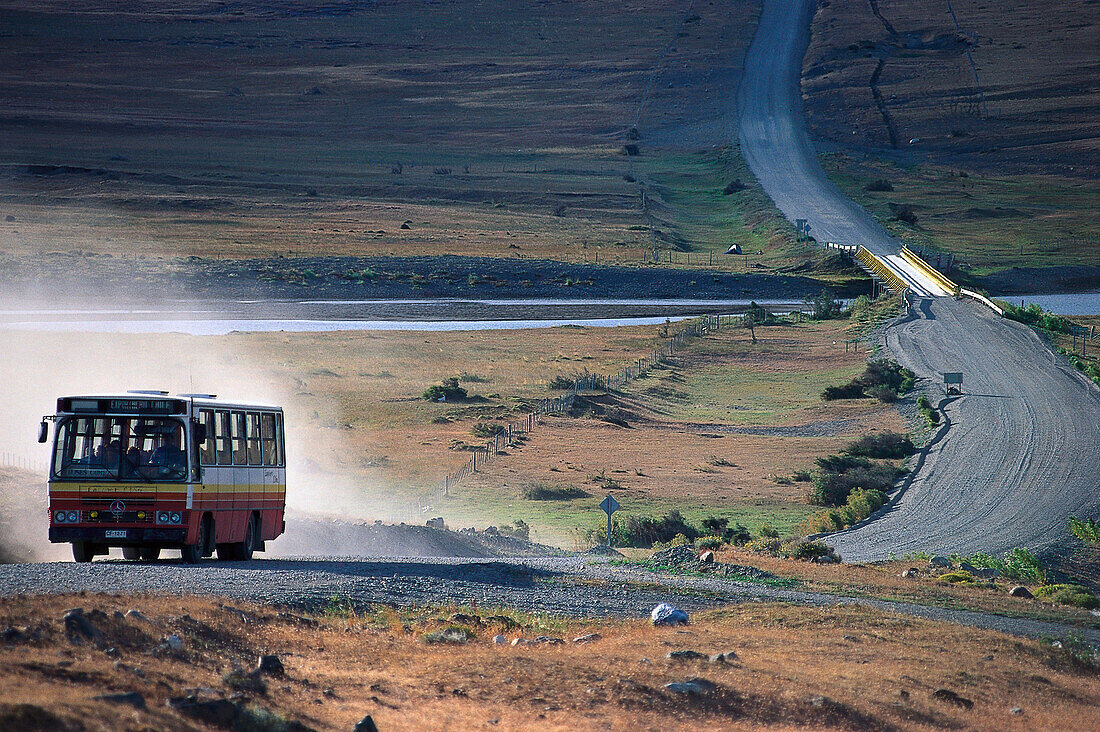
[41,392,286,562]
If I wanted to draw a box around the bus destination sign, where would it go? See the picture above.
[59,397,185,415]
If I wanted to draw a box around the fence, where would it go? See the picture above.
[0,452,48,474]
[401,311,767,522]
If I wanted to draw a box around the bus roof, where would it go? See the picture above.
[56,393,281,413]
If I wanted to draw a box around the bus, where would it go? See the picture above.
[40,391,286,563]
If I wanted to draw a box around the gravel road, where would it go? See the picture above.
[1,556,1096,645]
[738,0,1100,560]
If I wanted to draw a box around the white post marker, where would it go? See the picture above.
[600,494,620,547]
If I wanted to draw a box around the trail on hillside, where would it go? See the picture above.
[737,0,1100,561]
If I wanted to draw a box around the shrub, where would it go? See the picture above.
[809,461,901,506]
[499,519,530,540]
[745,537,782,555]
[822,382,867,400]
[600,510,702,548]
[1000,547,1046,582]
[759,524,780,538]
[894,205,918,225]
[696,535,724,551]
[782,539,837,561]
[804,290,843,320]
[700,516,751,544]
[471,422,506,438]
[422,625,476,644]
[521,483,588,501]
[845,432,915,459]
[822,359,914,402]
[938,570,976,584]
[800,488,887,533]
[722,179,746,194]
[866,385,898,403]
[1068,516,1100,543]
[422,377,468,402]
[1003,303,1073,334]
[917,395,940,426]
[1034,584,1099,609]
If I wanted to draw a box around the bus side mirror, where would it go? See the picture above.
[38,421,49,443]
[193,423,207,444]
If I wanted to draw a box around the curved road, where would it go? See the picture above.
[738,0,1100,560]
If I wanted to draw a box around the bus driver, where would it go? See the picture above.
[148,430,185,469]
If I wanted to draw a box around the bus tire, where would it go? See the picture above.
[139,547,161,561]
[181,518,208,564]
[237,515,257,562]
[216,542,236,561]
[122,547,141,560]
[72,542,93,563]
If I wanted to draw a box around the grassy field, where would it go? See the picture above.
[803,0,1100,276]
[0,311,905,548]
[0,593,1096,731]
[0,0,841,278]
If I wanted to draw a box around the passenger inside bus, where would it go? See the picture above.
[148,430,185,468]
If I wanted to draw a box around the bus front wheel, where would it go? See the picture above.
[181,518,208,564]
[72,542,93,563]
[139,547,161,561]
[122,547,141,560]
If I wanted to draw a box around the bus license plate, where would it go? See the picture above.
[104,530,127,539]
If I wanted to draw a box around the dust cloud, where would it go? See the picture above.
[0,293,411,562]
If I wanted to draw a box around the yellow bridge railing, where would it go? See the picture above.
[900,246,961,297]
[855,246,909,295]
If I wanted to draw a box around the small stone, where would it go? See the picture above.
[842,635,859,642]
[493,634,507,645]
[928,556,951,568]
[1050,640,1062,649]
[164,635,183,651]
[666,650,706,661]
[664,677,716,696]
[808,695,826,707]
[573,633,602,644]
[931,688,974,709]
[1010,707,1023,715]
[511,637,532,646]
[256,654,284,676]
[426,517,446,530]
[959,562,977,573]
[534,636,564,645]
[698,550,715,564]
[63,608,101,644]
[651,603,689,626]
[1009,585,1033,598]
[901,568,920,578]
[353,714,380,732]
[94,691,145,709]
[103,647,119,657]
[709,651,738,665]
[125,609,150,622]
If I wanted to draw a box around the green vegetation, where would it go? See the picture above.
[938,570,977,585]
[470,422,506,438]
[421,625,477,644]
[1034,584,1099,610]
[521,483,589,501]
[916,395,940,427]
[800,488,888,533]
[422,377,468,402]
[843,432,915,459]
[809,455,904,506]
[586,510,752,548]
[822,359,914,403]
[1002,303,1074,334]
[1068,516,1100,543]
[803,291,844,320]
[962,547,1047,583]
[744,537,838,562]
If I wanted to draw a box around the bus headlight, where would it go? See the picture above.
[169,512,181,524]
[66,511,78,523]
[157,511,169,524]
[136,511,145,520]
[90,511,99,519]
[54,510,67,523]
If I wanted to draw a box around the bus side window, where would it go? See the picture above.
[261,413,277,466]
[276,412,285,467]
[199,409,216,466]
[247,412,262,466]
[216,410,233,465]
[232,411,248,466]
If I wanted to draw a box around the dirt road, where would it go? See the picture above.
[738,0,1100,560]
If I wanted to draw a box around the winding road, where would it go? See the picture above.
[738,0,1100,560]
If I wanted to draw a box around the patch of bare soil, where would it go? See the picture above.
[803,0,1099,178]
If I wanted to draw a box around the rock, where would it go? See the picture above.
[808,695,827,707]
[901,568,920,578]
[972,567,998,579]
[698,550,715,564]
[664,677,717,696]
[709,651,738,665]
[510,637,532,646]
[354,715,380,732]
[423,628,473,644]
[651,603,689,626]
[63,608,102,645]
[256,654,284,676]
[573,633,602,644]
[1009,585,1033,598]
[167,696,239,727]
[959,562,977,573]
[449,613,485,628]
[929,556,951,568]
[666,650,706,661]
[493,634,507,645]
[426,517,446,530]
[534,636,564,645]
[125,609,150,622]
[812,554,838,563]
[931,688,974,709]
[1010,707,1023,715]
[164,635,184,651]
[94,691,145,709]
[103,647,119,657]
[1,626,22,642]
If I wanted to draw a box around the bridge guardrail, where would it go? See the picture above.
[901,246,961,297]
[959,288,1005,316]
[855,246,910,295]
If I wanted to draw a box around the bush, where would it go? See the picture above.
[938,570,976,584]
[471,422,506,438]
[607,510,701,548]
[782,539,837,561]
[800,488,888,533]
[499,519,530,540]
[696,535,724,551]
[1003,303,1073,334]
[864,178,894,192]
[845,432,915,459]
[822,382,867,400]
[1001,547,1046,582]
[521,483,588,501]
[1034,584,1099,609]
[822,359,914,402]
[809,461,901,506]
[804,290,843,320]
[759,524,780,538]
[722,179,746,195]
[894,205,918,225]
[1068,516,1100,543]
[700,516,751,544]
[423,377,468,402]
[917,395,940,426]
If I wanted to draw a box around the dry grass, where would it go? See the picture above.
[0,593,1097,731]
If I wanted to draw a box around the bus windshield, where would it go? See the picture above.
[53,416,188,482]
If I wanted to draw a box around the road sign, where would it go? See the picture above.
[600,495,620,547]
[943,372,963,394]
